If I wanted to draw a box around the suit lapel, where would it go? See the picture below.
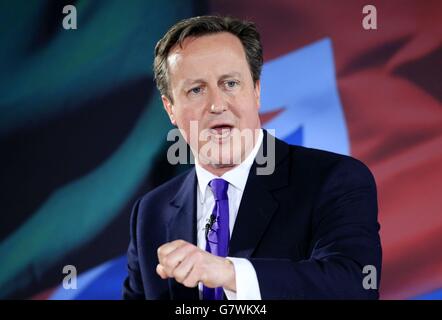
[167,169,199,300]
[228,173,279,258]
[229,131,290,258]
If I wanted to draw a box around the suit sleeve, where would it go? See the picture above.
[122,198,145,300]
[250,157,382,299]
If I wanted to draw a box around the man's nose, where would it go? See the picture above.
[208,89,227,114]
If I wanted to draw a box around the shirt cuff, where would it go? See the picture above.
[223,257,262,300]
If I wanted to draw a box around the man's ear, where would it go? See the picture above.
[161,95,176,126]
[254,80,261,110]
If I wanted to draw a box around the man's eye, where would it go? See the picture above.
[226,80,239,89]
[189,87,202,95]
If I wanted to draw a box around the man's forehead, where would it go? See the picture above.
[169,32,243,54]
[166,34,248,86]
[167,33,246,67]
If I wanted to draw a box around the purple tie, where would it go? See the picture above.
[202,178,230,300]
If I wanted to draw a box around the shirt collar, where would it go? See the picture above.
[195,129,264,204]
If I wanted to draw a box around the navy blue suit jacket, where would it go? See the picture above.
[123,131,382,299]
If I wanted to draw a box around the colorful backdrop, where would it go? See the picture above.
[0,0,441,300]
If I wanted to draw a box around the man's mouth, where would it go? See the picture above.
[209,124,234,139]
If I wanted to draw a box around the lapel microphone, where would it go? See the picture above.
[204,214,217,239]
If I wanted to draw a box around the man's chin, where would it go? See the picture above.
[210,162,236,169]
[198,153,244,167]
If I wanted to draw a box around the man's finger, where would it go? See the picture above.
[172,254,196,286]
[181,258,204,288]
[160,242,198,277]
[156,264,168,279]
[157,240,187,265]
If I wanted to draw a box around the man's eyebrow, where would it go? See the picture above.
[219,72,242,80]
[182,72,243,87]
[182,78,206,87]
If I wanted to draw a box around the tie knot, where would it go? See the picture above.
[209,178,229,201]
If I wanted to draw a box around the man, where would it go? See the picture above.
[123,15,382,300]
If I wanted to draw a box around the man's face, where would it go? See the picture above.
[162,32,261,173]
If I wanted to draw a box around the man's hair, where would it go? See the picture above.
[153,15,263,102]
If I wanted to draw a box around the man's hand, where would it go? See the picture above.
[156,240,236,292]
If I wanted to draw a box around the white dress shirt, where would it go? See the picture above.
[195,129,263,300]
